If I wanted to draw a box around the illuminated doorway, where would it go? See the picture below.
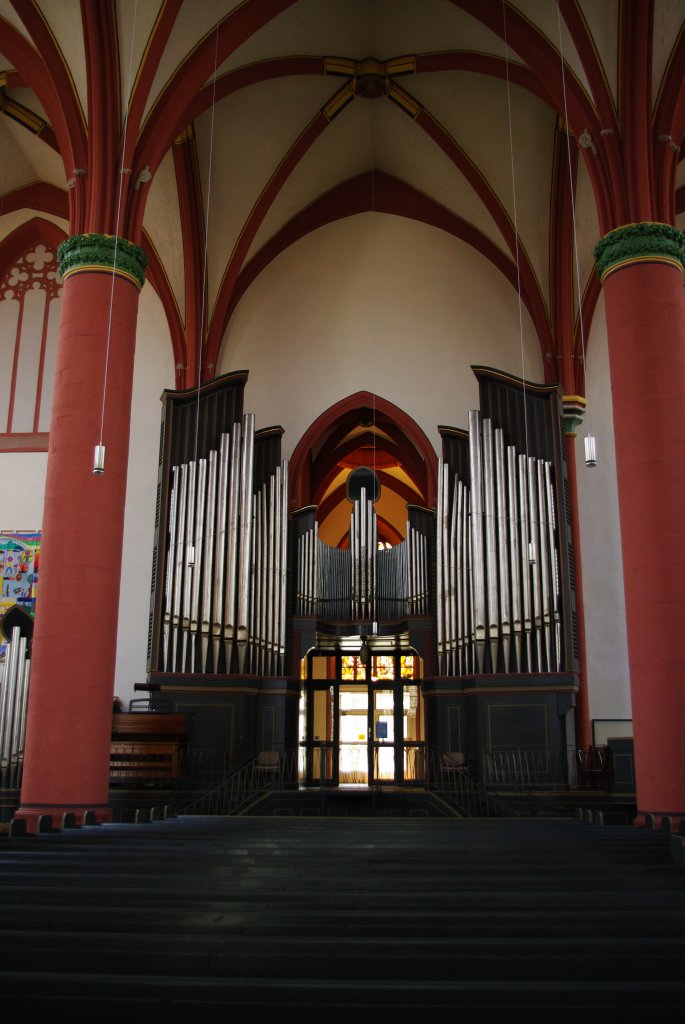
[299,649,425,786]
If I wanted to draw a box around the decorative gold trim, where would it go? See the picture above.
[322,83,355,121]
[387,82,421,118]
[60,264,143,289]
[600,254,684,282]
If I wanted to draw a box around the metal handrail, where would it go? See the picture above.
[178,749,297,816]
[481,746,580,791]
[424,746,519,818]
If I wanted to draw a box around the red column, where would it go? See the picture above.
[600,249,685,825]
[16,254,143,830]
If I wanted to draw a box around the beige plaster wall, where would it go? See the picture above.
[219,212,544,457]
[574,292,631,729]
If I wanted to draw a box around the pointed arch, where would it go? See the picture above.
[289,391,438,514]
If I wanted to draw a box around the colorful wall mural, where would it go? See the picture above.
[0,532,40,660]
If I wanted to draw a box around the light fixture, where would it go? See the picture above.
[359,634,371,668]
[584,434,597,467]
[93,443,106,475]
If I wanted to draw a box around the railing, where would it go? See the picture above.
[425,746,515,817]
[178,749,298,816]
[482,746,580,792]
[164,742,607,817]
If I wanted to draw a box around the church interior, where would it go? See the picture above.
[0,0,684,838]
[2,0,685,1013]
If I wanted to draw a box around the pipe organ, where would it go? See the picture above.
[162,413,288,676]
[151,367,575,688]
[436,410,562,676]
[296,494,431,623]
[0,627,30,788]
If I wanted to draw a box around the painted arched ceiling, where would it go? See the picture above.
[1,0,684,399]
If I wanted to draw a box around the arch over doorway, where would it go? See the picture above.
[289,391,438,544]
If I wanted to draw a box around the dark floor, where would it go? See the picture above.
[0,814,684,1021]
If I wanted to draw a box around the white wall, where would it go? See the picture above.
[0,452,48,529]
[574,292,631,727]
[113,284,176,706]
[219,213,544,456]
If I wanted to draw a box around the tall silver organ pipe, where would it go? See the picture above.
[518,453,533,670]
[180,458,196,672]
[436,413,562,676]
[468,410,486,673]
[236,414,255,673]
[482,419,500,672]
[507,446,522,672]
[211,432,230,672]
[297,496,429,623]
[436,458,446,672]
[495,430,511,672]
[0,626,31,788]
[200,450,217,672]
[223,420,242,672]
[162,415,288,676]
[163,465,179,670]
[171,462,188,672]
[189,458,207,673]
[350,490,376,621]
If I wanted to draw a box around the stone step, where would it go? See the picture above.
[1,971,684,1018]
[0,815,682,1016]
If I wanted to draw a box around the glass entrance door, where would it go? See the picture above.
[370,687,396,783]
[339,687,368,783]
[300,650,425,786]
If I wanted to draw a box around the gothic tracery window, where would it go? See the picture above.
[0,241,62,444]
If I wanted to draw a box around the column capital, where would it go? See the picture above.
[58,232,147,290]
[594,222,685,283]
[561,395,587,436]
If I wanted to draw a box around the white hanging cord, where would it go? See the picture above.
[371,150,377,503]
[503,4,537,560]
[555,1,595,465]
[502,3,530,466]
[371,109,378,635]
[95,0,139,474]
[193,21,220,466]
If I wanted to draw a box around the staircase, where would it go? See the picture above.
[0,816,684,1018]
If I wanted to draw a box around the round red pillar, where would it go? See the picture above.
[15,234,147,831]
[595,223,685,824]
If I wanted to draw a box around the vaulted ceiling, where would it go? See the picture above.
[1,0,684,401]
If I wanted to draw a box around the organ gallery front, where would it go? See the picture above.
[142,364,580,790]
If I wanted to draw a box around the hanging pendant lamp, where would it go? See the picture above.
[93,443,106,475]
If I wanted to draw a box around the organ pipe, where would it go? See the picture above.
[434,412,564,676]
[0,627,30,788]
[162,417,288,677]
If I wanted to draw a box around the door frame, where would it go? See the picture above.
[300,646,423,787]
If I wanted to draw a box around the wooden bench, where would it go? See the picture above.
[110,712,188,783]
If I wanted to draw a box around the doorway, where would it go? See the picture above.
[299,650,425,787]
